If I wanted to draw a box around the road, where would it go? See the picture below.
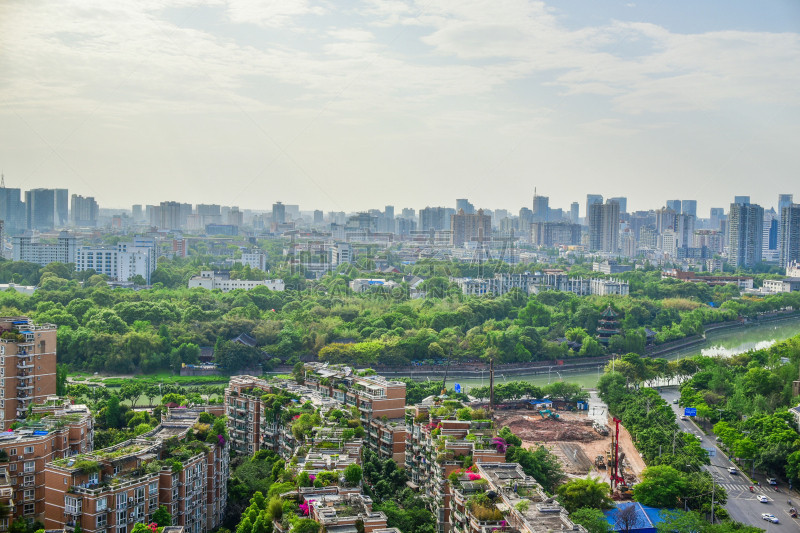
[659,387,796,530]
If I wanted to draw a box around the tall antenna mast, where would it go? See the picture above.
[1,172,5,188]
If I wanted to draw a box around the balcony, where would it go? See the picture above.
[16,362,33,370]
[17,383,33,391]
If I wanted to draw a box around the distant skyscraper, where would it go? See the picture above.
[132,204,143,222]
[272,202,286,224]
[675,213,696,248]
[728,201,764,269]
[450,208,491,246]
[709,208,724,230]
[159,201,182,230]
[197,204,221,217]
[778,194,793,246]
[313,210,323,224]
[0,178,25,229]
[734,196,750,204]
[401,208,415,219]
[420,207,447,231]
[666,199,681,212]
[455,198,474,215]
[588,201,620,252]
[763,209,779,253]
[532,193,549,223]
[585,195,603,225]
[25,188,60,230]
[681,200,697,218]
[570,202,580,224]
[779,203,800,268]
[70,194,99,226]
[384,205,394,219]
[655,207,677,234]
[55,189,68,226]
[609,197,627,213]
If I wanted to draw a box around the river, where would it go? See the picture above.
[435,318,800,393]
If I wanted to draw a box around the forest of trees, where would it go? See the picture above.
[1,253,798,375]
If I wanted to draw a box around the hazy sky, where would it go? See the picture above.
[2,0,799,216]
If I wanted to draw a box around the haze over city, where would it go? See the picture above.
[2,0,800,213]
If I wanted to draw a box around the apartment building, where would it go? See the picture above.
[302,363,406,424]
[12,233,79,266]
[44,408,228,533]
[0,400,93,526]
[274,491,390,533]
[451,463,586,533]
[225,368,407,465]
[0,317,58,430]
[224,376,341,457]
[403,399,505,533]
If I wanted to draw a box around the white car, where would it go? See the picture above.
[680,415,687,420]
[761,514,779,523]
[673,399,678,404]
[729,468,737,474]
[758,495,769,503]
[766,478,777,485]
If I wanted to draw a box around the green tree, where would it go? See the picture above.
[633,465,686,508]
[152,506,171,527]
[556,477,615,513]
[105,395,122,429]
[570,508,610,533]
[344,463,363,486]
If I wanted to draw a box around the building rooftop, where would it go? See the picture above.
[476,463,584,533]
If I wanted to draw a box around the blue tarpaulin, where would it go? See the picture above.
[604,503,668,533]
[33,431,49,436]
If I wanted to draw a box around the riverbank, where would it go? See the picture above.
[346,311,800,380]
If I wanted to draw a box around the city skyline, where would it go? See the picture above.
[2,1,799,212]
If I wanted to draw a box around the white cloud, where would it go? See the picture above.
[1,0,798,210]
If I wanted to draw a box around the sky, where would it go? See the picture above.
[1,0,799,216]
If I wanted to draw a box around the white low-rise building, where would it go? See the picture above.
[239,249,267,271]
[188,270,284,292]
[75,236,157,283]
[349,278,400,293]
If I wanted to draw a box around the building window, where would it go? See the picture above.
[97,497,107,512]
[9,449,16,457]
[89,472,99,485]
[117,493,127,509]
[65,496,81,514]
[23,461,34,473]
[23,476,33,486]
[117,510,126,525]
[24,446,33,454]
[23,504,34,516]
[23,490,34,501]
[97,515,107,528]
[149,482,158,494]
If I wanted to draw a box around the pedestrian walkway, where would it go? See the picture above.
[718,482,769,493]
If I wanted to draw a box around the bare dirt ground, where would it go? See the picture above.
[494,410,645,483]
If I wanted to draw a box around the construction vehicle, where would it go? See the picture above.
[593,422,609,436]
[539,409,560,420]
[595,455,606,469]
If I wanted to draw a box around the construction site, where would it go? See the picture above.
[492,404,645,498]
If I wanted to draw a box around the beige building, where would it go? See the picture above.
[44,408,228,533]
[0,400,93,526]
[0,317,58,430]
[450,209,491,247]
